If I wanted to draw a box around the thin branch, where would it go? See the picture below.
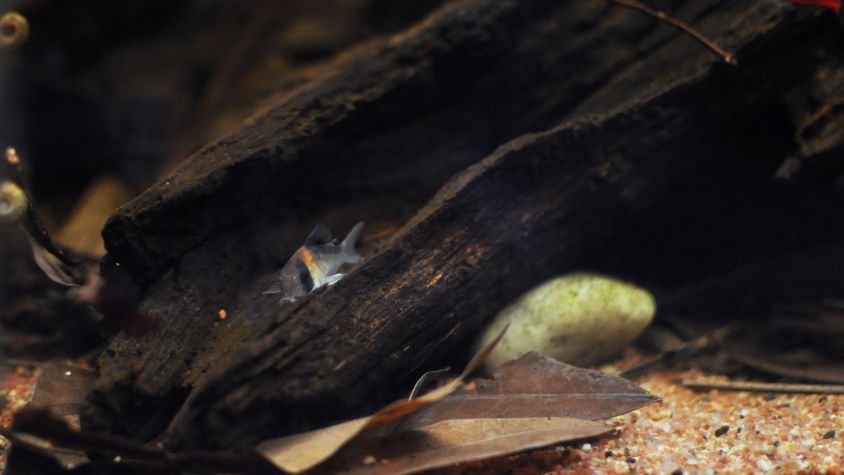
[616,326,732,378]
[610,0,737,65]
[682,380,844,394]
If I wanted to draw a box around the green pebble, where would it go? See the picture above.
[476,273,656,371]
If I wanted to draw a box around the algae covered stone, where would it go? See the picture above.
[476,273,656,371]
[0,180,26,225]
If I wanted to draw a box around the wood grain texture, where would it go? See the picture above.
[83,0,844,451]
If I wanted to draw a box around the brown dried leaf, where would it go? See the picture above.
[329,417,611,475]
[391,352,659,432]
[30,362,96,421]
[27,362,97,469]
[255,325,508,473]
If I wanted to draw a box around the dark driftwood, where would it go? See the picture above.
[659,242,844,338]
[85,0,844,450]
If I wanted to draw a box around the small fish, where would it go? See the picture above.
[264,222,364,304]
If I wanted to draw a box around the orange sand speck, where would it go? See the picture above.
[427,271,444,288]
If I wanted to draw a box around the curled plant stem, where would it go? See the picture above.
[610,0,737,65]
[0,11,29,48]
[2,146,87,285]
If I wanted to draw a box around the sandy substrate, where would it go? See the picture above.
[1,364,842,473]
[565,371,843,474]
[0,365,37,469]
[440,370,843,474]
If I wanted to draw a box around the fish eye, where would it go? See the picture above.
[295,259,315,291]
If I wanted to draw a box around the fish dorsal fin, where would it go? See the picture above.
[341,222,364,250]
[305,223,334,246]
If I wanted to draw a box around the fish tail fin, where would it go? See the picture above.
[341,222,364,263]
[263,282,283,294]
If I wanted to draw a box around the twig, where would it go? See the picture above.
[682,380,844,394]
[400,322,462,380]
[4,409,272,474]
[610,0,737,65]
[4,431,270,474]
[617,326,732,378]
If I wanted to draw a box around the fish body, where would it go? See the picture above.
[264,222,363,304]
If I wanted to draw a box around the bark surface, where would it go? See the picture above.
[84,0,844,450]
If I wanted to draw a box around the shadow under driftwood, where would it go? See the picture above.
[0,0,843,473]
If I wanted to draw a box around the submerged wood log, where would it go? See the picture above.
[659,242,844,338]
[86,0,844,450]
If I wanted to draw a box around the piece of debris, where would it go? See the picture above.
[682,380,844,395]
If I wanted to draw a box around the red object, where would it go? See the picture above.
[790,0,841,12]
[123,312,161,337]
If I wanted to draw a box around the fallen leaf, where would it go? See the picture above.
[256,325,508,473]
[27,362,97,469]
[30,361,96,421]
[329,417,612,475]
[390,352,659,432]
